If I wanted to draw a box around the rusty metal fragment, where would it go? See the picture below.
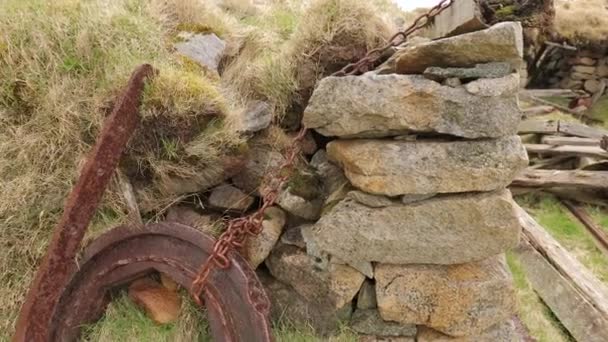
[50,223,272,341]
[14,64,155,341]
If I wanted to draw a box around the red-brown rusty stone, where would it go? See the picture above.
[14,64,155,342]
[51,223,272,341]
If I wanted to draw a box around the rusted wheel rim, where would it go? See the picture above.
[50,222,272,342]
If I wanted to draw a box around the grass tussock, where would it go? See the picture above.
[506,252,574,342]
[0,0,244,335]
[555,0,608,43]
[221,0,390,127]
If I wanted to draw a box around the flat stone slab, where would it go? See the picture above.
[303,73,521,139]
[423,62,512,82]
[327,136,528,196]
[416,320,518,341]
[351,309,417,337]
[265,244,365,309]
[395,22,523,74]
[175,33,226,72]
[305,190,520,266]
[376,255,516,337]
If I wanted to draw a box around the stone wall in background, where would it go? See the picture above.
[540,47,608,96]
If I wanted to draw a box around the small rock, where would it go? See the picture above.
[442,77,462,87]
[327,137,527,196]
[351,309,417,337]
[128,278,182,324]
[584,79,602,94]
[265,244,365,309]
[571,72,594,80]
[305,190,521,266]
[464,74,520,97]
[237,101,272,133]
[416,320,518,342]
[244,206,286,269]
[208,184,254,212]
[376,255,516,336]
[568,57,597,66]
[277,187,323,220]
[401,193,436,204]
[598,65,608,78]
[347,190,394,208]
[259,272,353,335]
[310,150,348,196]
[233,147,284,194]
[303,74,521,139]
[357,280,377,310]
[175,33,226,72]
[165,206,219,236]
[290,130,318,155]
[424,62,512,82]
[394,22,523,74]
[331,256,374,279]
[280,225,307,249]
[572,65,596,75]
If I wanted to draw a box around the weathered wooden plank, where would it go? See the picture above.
[548,188,608,208]
[541,136,599,147]
[525,144,608,159]
[521,89,578,98]
[512,169,608,189]
[522,105,555,117]
[515,204,608,319]
[518,120,608,139]
[559,121,608,139]
[562,201,608,254]
[515,239,608,342]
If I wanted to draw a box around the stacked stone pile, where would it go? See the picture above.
[260,22,528,341]
[541,48,608,95]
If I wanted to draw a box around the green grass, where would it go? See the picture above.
[82,291,358,342]
[506,252,573,342]
[516,194,608,283]
[588,206,608,235]
[587,96,608,127]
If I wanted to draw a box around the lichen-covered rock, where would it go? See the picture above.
[375,256,516,337]
[259,272,352,335]
[208,184,254,211]
[265,244,365,309]
[327,137,527,196]
[232,147,284,194]
[244,206,286,269]
[175,33,226,72]
[416,320,518,342]
[394,22,523,74]
[303,74,521,139]
[277,187,323,220]
[236,101,272,133]
[351,309,417,337]
[305,190,520,266]
[423,62,512,82]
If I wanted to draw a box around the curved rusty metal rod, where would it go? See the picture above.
[14,64,155,342]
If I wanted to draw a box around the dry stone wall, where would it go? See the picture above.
[261,22,528,341]
[540,48,608,95]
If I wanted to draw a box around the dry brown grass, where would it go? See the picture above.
[555,0,608,43]
[0,0,244,336]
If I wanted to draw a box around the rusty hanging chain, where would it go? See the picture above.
[191,127,307,304]
[191,0,456,304]
[332,0,455,77]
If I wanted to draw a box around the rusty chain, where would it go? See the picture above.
[332,0,455,76]
[191,0,456,304]
[191,127,307,304]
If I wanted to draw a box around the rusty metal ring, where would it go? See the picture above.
[44,222,272,341]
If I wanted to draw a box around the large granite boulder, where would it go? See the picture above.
[305,190,520,266]
[265,244,365,309]
[394,22,523,74]
[376,256,516,337]
[302,73,521,139]
[327,136,527,196]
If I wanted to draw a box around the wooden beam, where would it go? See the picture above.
[547,188,608,208]
[541,136,600,147]
[518,120,608,139]
[525,144,608,159]
[561,201,608,254]
[512,169,608,189]
[515,203,608,319]
[522,105,555,117]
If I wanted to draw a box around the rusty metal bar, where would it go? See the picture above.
[14,64,155,342]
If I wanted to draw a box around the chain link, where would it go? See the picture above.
[332,0,455,77]
[190,127,307,304]
[191,0,456,305]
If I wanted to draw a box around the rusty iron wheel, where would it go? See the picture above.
[46,222,273,342]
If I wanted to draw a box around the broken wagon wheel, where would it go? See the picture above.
[50,222,273,341]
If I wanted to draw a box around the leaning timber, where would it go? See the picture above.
[514,204,608,342]
[512,169,608,189]
[525,144,608,159]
